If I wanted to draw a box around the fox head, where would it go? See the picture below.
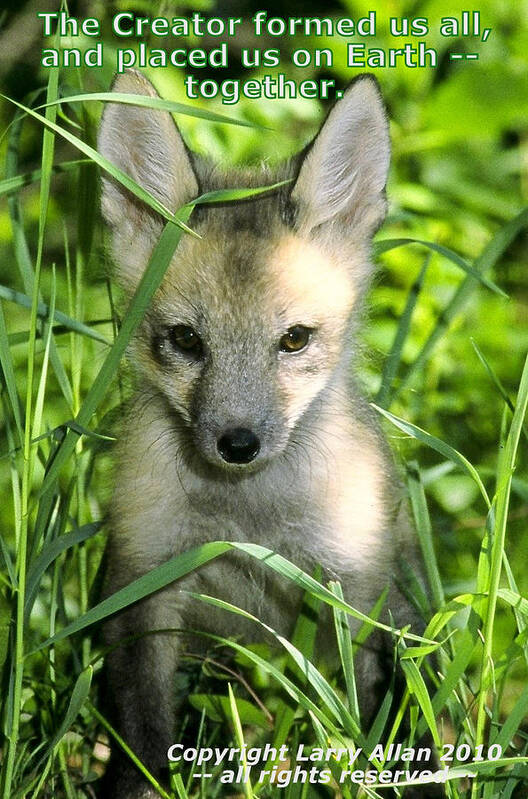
[98,71,390,471]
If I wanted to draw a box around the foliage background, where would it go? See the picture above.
[0,0,527,795]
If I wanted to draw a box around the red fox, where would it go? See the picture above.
[98,70,438,798]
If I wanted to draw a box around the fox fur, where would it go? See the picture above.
[98,70,437,799]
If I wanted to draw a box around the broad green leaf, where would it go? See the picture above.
[189,692,267,728]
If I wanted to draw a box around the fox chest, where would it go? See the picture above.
[115,448,391,578]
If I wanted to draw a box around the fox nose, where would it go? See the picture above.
[217,428,260,464]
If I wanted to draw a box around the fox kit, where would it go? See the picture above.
[98,70,433,799]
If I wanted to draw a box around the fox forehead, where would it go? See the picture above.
[269,234,355,325]
[157,228,355,331]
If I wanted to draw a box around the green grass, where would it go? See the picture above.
[1,41,528,799]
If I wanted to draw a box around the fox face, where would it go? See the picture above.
[131,229,359,470]
[99,70,390,472]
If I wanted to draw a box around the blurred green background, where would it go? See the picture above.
[0,0,527,699]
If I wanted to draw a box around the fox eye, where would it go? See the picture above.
[168,325,203,358]
[279,325,312,353]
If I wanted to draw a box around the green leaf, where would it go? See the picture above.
[227,684,255,799]
[0,591,11,670]
[0,93,195,234]
[199,631,342,739]
[189,693,267,728]
[33,541,434,654]
[173,775,189,799]
[269,570,321,765]
[491,683,528,752]
[188,590,360,739]
[5,103,74,410]
[230,542,431,643]
[474,351,528,771]
[330,581,360,726]
[191,181,292,205]
[472,339,528,444]
[87,702,172,799]
[0,301,23,440]
[32,542,231,651]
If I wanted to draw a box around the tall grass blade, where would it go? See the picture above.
[398,652,441,747]
[330,581,360,725]
[373,404,491,509]
[87,703,172,799]
[230,543,431,642]
[406,462,445,611]
[472,339,528,444]
[376,254,430,408]
[0,301,23,439]
[38,666,93,766]
[5,105,73,408]
[34,542,232,650]
[0,159,88,196]
[1,94,195,232]
[227,684,254,799]
[35,540,433,655]
[2,59,61,799]
[373,237,507,297]
[38,213,191,497]
[269,579,321,769]
[174,774,190,799]
[397,208,528,395]
[198,631,342,739]
[25,522,101,618]
[188,591,360,738]
[0,284,110,345]
[473,351,528,796]
[39,91,263,128]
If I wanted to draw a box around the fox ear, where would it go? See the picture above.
[98,70,198,283]
[291,76,390,237]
